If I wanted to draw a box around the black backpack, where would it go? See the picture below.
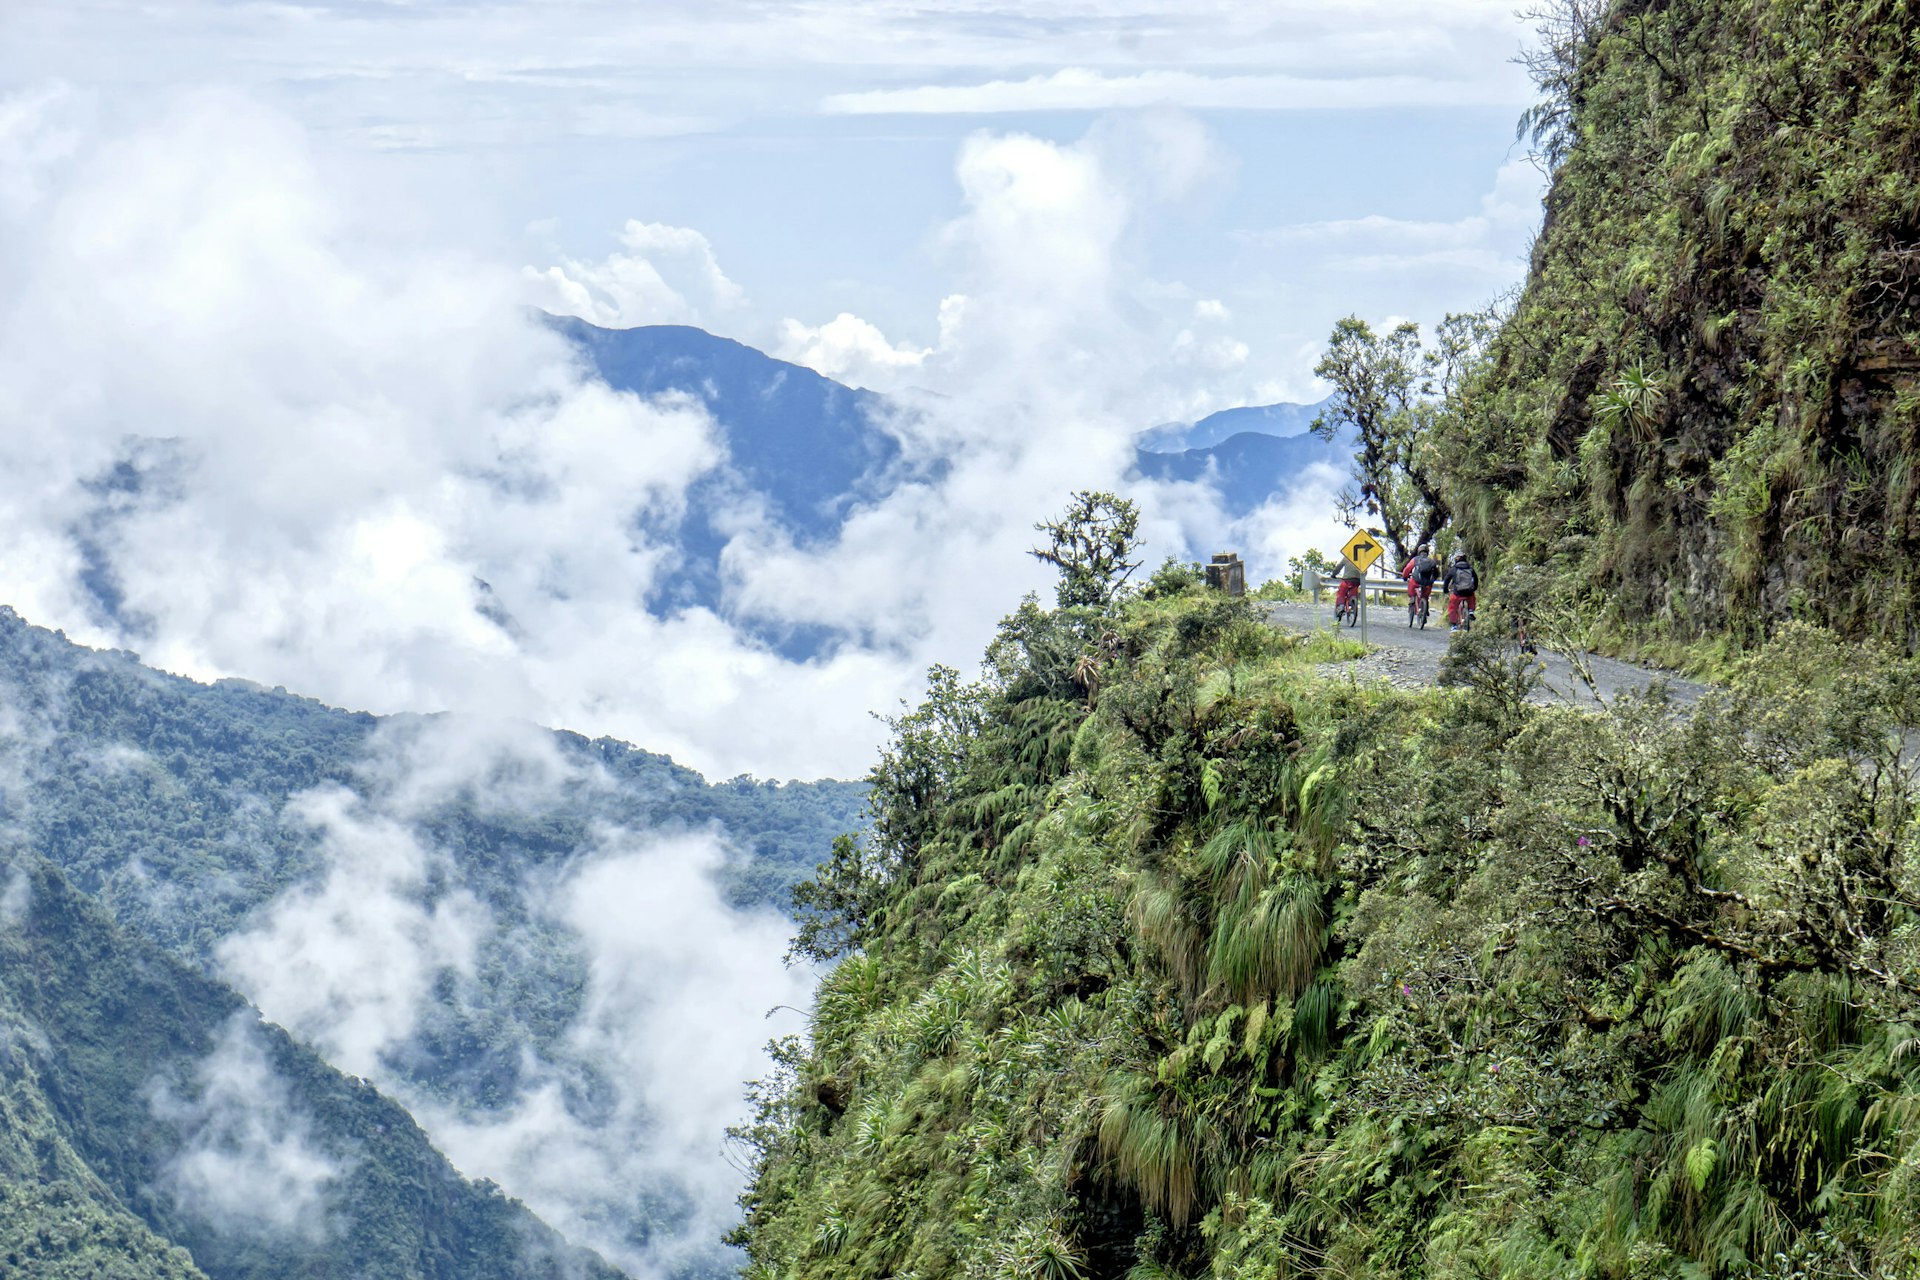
[1412,554,1439,585]
[1453,563,1477,592]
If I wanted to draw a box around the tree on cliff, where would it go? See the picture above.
[1029,490,1143,609]
[1312,312,1493,564]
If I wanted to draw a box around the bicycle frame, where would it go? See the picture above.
[1333,577,1360,627]
[1406,580,1432,626]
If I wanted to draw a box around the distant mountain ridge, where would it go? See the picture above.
[1136,397,1334,454]
[545,317,910,549]
[548,318,1355,658]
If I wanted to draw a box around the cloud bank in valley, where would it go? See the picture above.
[214,717,816,1277]
[418,828,817,1278]
[148,1014,342,1244]
[0,86,1345,782]
[217,785,493,1078]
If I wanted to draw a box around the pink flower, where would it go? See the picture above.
[1401,984,1412,997]
[1576,836,1591,847]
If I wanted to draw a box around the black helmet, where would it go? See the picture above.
[1453,551,1468,562]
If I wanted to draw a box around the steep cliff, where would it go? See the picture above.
[1443,0,1920,654]
[735,582,1920,1278]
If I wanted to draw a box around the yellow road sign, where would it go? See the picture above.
[1340,529,1385,574]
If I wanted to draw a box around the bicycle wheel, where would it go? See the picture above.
[1418,596,1429,630]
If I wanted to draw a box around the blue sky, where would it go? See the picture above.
[5,0,1543,406]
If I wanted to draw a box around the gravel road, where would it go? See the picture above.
[1262,597,1709,708]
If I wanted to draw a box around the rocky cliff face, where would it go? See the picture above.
[1445,0,1920,652]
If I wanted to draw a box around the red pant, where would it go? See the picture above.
[1447,591,1477,625]
[1335,578,1359,609]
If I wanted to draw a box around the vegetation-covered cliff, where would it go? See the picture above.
[1441,0,1920,656]
[734,570,1920,1278]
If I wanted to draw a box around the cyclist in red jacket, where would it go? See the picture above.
[1401,543,1439,619]
[1332,554,1364,618]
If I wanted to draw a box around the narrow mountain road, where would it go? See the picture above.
[1261,598,1711,709]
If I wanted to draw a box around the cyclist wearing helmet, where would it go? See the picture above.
[1401,542,1440,610]
[1441,550,1478,630]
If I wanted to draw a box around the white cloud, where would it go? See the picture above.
[358,713,595,821]
[149,1014,342,1244]
[207,723,823,1275]
[822,65,1532,115]
[419,828,817,1278]
[715,125,1158,645]
[716,113,1353,661]
[1239,158,1545,279]
[774,313,931,390]
[0,1,1532,155]
[0,84,84,215]
[1232,462,1355,570]
[0,91,920,779]
[0,88,1403,790]
[1130,454,1352,586]
[1171,297,1251,373]
[526,219,745,329]
[217,785,492,1077]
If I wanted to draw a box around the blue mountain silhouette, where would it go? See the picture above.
[1128,428,1353,514]
[1136,397,1334,453]
[550,317,1353,656]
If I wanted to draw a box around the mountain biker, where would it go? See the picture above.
[1440,551,1478,631]
[1401,543,1439,617]
[1333,554,1364,618]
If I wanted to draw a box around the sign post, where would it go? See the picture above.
[1339,529,1385,646]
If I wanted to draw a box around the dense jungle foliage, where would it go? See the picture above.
[1438,0,1920,659]
[0,855,622,1280]
[735,574,1920,1278]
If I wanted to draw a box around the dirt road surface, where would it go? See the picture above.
[1261,598,1709,709]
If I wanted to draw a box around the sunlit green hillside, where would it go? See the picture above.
[735,570,1920,1278]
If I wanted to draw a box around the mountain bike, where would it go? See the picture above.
[1406,581,1432,629]
[1333,579,1359,628]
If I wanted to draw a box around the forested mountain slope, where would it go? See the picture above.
[0,606,861,931]
[0,854,621,1280]
[0,605,865,1271]
[1442,0,1920,654]
[735,576,1920,1278]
